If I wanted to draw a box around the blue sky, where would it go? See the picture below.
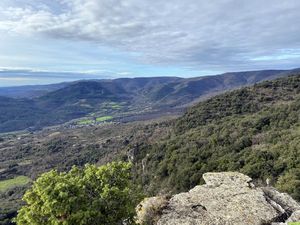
[0,0,300,86]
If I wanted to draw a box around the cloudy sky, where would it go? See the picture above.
[0,0,300,86]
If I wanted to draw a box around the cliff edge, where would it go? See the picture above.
[136,172,300,225]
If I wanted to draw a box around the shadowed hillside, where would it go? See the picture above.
[0,69,296,133]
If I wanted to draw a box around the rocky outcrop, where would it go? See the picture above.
[136,172,300,225]
[136,196,169,225]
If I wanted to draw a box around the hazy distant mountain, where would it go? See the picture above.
[0,68,298,133]
[0,83,68,98]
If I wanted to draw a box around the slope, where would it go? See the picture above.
[1,74,300,224]
[132,74,300,201]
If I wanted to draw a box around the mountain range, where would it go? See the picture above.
[1,73,300,224]
[0,68,299,133]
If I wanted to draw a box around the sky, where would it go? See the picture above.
[0,0,300,86]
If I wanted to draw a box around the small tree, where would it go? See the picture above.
[15,162,141,225]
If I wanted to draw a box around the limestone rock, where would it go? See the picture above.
[136,196,169,225]
[137,172,300,225]
[262,187,300,212]
[272,210,300,225]
[287,210,300,222]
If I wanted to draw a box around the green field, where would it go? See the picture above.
[78,119,94,125]
[0,176,30,192]
[109,102,122,109]
[288,223,300,225]
[96,116,113,122]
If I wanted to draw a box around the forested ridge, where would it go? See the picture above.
[133,75,300,200]
[0,69,293,133]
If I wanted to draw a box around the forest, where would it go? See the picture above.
[1,75,300,224]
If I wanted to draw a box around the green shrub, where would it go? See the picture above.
[15,162,142,225]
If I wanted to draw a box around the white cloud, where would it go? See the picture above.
[0,77,38,81]
[0,0,300,71]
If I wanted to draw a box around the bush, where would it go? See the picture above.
[15,162,142,225]
[276,168,300,200]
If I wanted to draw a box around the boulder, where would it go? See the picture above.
[136,172,300,225]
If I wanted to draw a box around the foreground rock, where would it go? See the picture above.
[136,172,300,225]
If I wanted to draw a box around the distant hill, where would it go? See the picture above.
[0,83,68,98]
[149,69,290,107]
[0,68,297,133]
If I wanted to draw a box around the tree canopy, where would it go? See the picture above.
[132,75,300,199]
[15,162,141,225]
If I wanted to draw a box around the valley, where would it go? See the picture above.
[0,69,296,133]
[2,1,300,224]
[0,74,300,224]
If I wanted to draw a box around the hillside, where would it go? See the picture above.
[0,69,295,133]
[1,74,300,224]
[132,75,300,199]
[0,83,68,99]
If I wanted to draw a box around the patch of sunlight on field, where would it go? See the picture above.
[78,119,94,125]
[109,102,122,109]
[96,116,113,122]
[0,176,30,192]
